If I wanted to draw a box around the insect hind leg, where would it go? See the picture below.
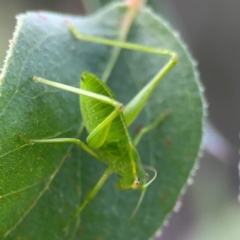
[86,104,124,149]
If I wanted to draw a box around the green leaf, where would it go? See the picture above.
[0,3,205,240]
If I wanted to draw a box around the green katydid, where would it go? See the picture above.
[31,25,178,228]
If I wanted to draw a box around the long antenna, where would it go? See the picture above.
[129,165,157,219]
[143,165,157,187]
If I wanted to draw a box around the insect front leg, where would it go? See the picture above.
[133,110,170,146]
[64,167,113,231]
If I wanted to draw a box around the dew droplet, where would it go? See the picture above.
[154,229,163,238]
[187,178,194,185]
[174,201,182,213]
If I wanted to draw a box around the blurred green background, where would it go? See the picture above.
[1,0,239,239]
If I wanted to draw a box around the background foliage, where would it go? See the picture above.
[0,2,204,239]
[1,0,239,240]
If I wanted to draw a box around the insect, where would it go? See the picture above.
[31,25,178,229]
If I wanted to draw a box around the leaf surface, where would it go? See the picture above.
[0,3,205,239]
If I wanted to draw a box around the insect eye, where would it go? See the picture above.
[134,178,140,187]
[145,173,149,180]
